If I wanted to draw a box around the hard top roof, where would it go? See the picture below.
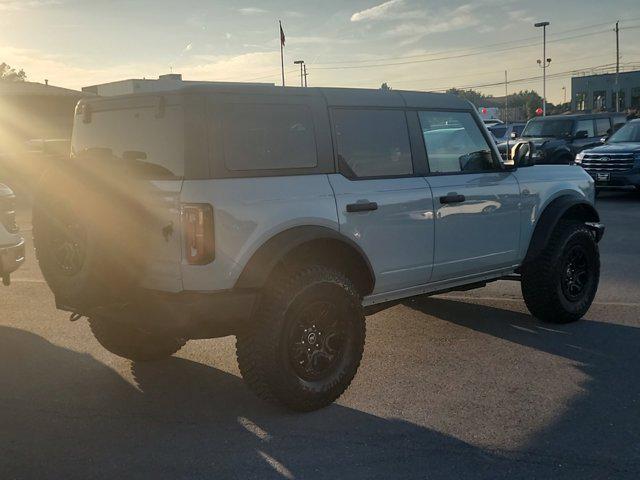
[529,112,625,121]
[82,83,472,110]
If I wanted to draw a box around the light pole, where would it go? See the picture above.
[535,21,551,116]
[294,60,305,87]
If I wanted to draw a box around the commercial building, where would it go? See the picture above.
[83,73,273,96]
[572,69,640,112]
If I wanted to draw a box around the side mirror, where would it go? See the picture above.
[511,141,535,168]
[510,131,519,140]
[600,137,608,143]
[574,130,588,139]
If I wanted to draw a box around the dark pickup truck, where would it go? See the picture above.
[498,112,627,164]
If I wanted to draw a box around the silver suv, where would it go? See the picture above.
[0,183,25,285]
[33,85,604,411]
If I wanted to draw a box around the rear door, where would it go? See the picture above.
[417,110,521,281]
[328,108,435,294]
[573,118,599,151]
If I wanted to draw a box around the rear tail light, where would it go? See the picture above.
[181,204,214,265]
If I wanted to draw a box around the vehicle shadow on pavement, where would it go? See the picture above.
[406,296,640,477]
[4,321,629,480]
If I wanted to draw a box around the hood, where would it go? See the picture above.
[583,142,640,154]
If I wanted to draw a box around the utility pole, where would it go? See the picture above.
[294,60,305,87]
[303,63,308,87]
[535,21,551,116]
[562,86,566,104]
[504,70,508,123]
[615,20,620,112]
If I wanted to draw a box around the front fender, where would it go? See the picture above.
[523,195,600,264]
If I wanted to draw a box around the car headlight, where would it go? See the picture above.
[575,151,585,164]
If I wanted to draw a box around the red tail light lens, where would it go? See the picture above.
[181,204,214,265]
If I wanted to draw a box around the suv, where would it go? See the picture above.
[497,112,627,164]
[489,122,525,143]
[32,85,604,412]
[0,183,25,285]
[576,118,640,191]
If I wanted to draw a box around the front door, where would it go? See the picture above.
[417,110,521,281]
[328,108,434,294]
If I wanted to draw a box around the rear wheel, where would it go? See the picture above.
[236,265,365,412]
[521,221,600,323]
[89,317,186,362]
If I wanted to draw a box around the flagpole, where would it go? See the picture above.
[279,20,285,87]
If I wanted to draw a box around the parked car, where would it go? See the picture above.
[575,118,640,191]
[32,85,604,412]
[489,122,525,143]
[497,112,627,164]
[0,183,25,285]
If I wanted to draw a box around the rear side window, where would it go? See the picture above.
[223,104,317,171]
[419,111,496,173]
[595,118,611,136]
[574,119,595,137]
[489,126,507,138]
[332,109,413,178]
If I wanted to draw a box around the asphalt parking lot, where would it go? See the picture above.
[2,190,639,480]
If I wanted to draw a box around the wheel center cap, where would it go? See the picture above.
[307,332,318,345]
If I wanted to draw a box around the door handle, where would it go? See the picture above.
[346,201,378,213]
[439,194,466,204]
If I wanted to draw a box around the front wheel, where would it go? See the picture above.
[521,221,600,323]
[236,266,365,412]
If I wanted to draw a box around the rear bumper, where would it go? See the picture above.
[0,238,25,284]
[68,288,259,339]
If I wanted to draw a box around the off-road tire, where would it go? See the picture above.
[89,317,186,362]
[521,221,600,323]
[236,265,366,412]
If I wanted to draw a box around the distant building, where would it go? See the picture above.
[0,81,87,153]
[82,73,274,96]
[571,69,640,112]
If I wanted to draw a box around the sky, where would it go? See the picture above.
[1,0,640,103]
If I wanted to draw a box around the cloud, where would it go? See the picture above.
[237,7,267,16]
[0,0,61,11]
[350,0,407,22]
[507,9,535,23]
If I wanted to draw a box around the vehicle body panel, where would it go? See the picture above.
[180,175,339,292]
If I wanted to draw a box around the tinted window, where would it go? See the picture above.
[595,118,611,136]
[513,125,525,135]
[608,121,640,143]
[419,111,496,173]
[489,126,507,138]
[223,104,317,171]
[333,109,413,178]
[522,119,573,137]
[575,119,595,137]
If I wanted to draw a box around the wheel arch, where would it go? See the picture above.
[523,195,600,264]
[235,225,376,296]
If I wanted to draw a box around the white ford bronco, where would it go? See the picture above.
[0,183,25,285]
[33,85,604,411]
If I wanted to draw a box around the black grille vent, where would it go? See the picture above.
[582,153,635,173]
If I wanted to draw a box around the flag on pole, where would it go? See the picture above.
[279,21,285,86]
[280,21,286,47]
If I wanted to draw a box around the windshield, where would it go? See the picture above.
[489,126,507,138]
[608,122,640,143]
[522,119,573,138]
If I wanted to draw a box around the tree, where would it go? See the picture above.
[380,82,392,91]
[0,63,27,82]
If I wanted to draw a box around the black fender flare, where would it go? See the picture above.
[549,146,573,164]
[235,225,375,294]
[523,195,601,264]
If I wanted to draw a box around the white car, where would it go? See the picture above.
[0,184,25,285]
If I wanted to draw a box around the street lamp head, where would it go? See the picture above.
[537,59,542,64]
[294,60,304,65]
[547,58,552,63]
[534,21,550,27]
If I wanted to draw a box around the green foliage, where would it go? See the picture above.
[380,82,392,91]
[0,63,27,82]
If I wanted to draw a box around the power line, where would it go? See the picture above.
[310,18,640,68]
[312,26,640,71]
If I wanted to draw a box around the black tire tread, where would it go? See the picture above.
[236,265,365,412]
[521,220,600,324]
